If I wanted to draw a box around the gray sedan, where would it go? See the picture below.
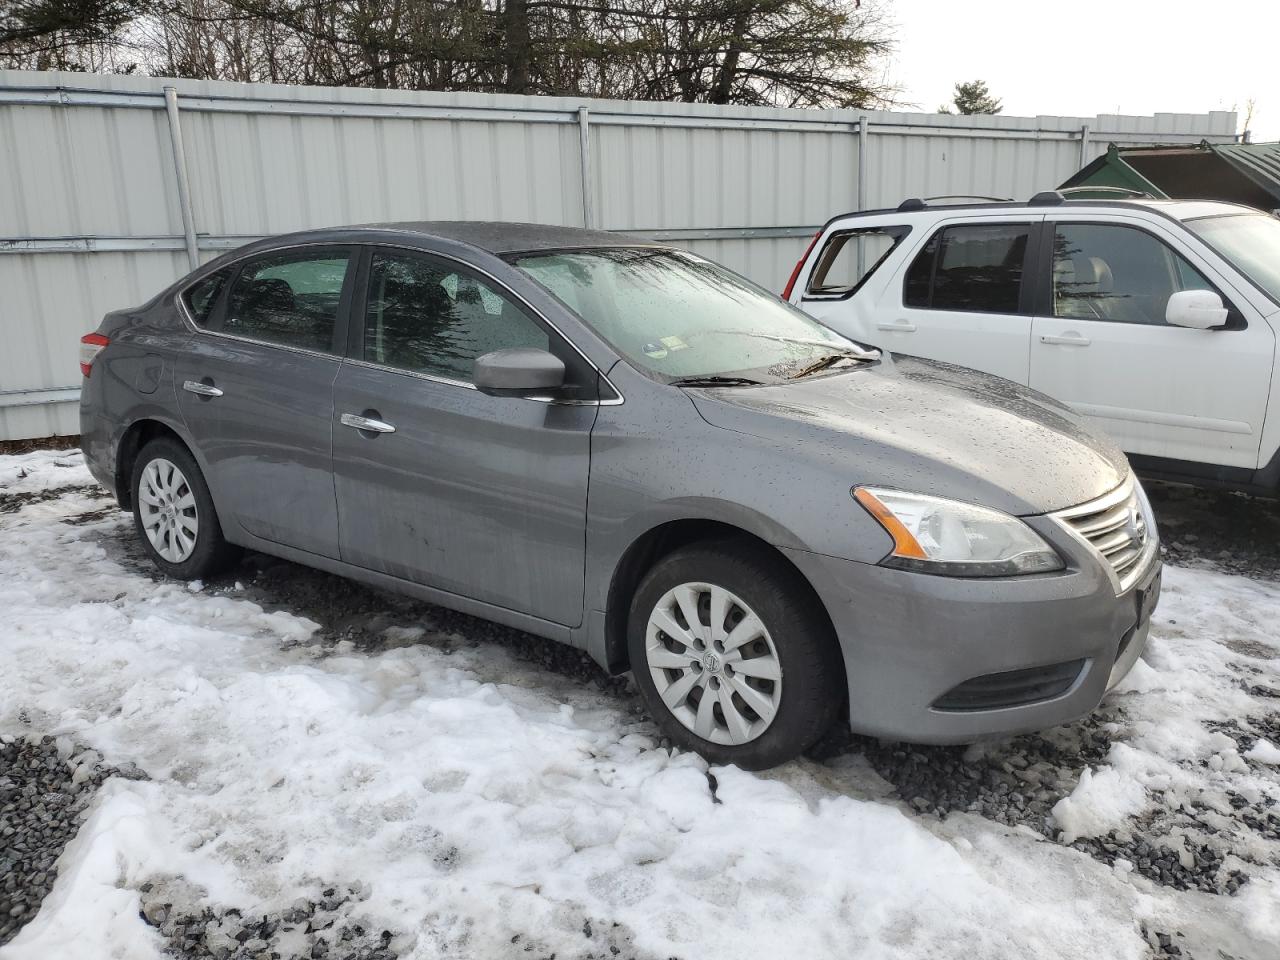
[79,222,1161,769]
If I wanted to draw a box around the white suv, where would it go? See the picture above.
[785,193,1280,493]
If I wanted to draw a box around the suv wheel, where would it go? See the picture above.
[627,542,842,770]
[130,438,240,579]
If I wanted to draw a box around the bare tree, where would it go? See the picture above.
[1,0,141,68]
[1,0,898,108]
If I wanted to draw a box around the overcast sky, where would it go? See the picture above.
[882,0,1276,141]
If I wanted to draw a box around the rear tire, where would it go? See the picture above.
[130,437,240,580]
[627,541,843,770]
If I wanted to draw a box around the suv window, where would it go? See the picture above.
[1052,223,1216,325]
[903,223,1030,314]
[364,251,549,382]
[223,250,350,352]
[804,226,910,298]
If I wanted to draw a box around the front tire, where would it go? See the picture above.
[627,542,843,770]
[130,438,240,579]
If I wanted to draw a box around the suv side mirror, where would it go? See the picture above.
[1166,290,1228,329]
[473,348,566,397]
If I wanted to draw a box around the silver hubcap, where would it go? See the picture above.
[645,582,783,746]
[138,458,199,563]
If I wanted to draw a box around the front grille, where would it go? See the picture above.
[932,659,1086,712]
[1054,480,1151,587]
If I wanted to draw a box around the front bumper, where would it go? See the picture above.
[783,515,1161,744]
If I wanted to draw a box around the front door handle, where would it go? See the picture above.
[877,319,917,332]
[182,379,223,397]
[1040,333,1091,346]
[340,412,396,434]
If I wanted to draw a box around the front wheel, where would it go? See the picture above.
[130,437,240,579]
[627,542,843,770]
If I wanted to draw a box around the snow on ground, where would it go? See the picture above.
[2,449,1279,959]
[0,447,97,499]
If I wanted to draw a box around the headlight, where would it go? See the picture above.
[854,487,1064,577]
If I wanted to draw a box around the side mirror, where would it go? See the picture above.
[473,348,566,397]
[1166,289,1228,329]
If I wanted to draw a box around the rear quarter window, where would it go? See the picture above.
[804,226,910,298]
[181,269,232,327]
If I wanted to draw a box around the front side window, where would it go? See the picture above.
[223,250,350,352]
[804,226,910,298]
[363,252,549,382]
[514,248,869,382]
[1052,223,1216,325]
[903,223,1030,314]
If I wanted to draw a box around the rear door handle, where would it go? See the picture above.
[182,379,223,397]
[340,412,396,434]
[877,319,917,332]
[1040,333,1091,346]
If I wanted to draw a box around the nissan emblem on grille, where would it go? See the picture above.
[1053,481,1154,590]
[1129,505,1147,546]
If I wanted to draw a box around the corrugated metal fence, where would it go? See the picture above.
[0,69,1237,441]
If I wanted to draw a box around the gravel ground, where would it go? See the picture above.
[137,878,409,960]
[4,470,1280,957]
[0,736,147,946]
[1149,479,1280,582]
[136,875,643,960]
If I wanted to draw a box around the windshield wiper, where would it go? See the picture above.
[789,353,867,379]
[697,329,880,358]
[668,375,764,388]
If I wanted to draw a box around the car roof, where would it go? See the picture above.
[357,220,649,255]
[826,196,1261,228]
[1119,199,1260,221]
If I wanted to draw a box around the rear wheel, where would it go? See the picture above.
[628,542,842,770]
[130,438,240,579]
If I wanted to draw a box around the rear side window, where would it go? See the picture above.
[804,226,910,298]
[182,269,231,326]
[903,223,1030,314]
[223,250,351,352]
[363,251,549,382]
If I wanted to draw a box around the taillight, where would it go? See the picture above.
[80,333,109,377]
[781,230,822,301]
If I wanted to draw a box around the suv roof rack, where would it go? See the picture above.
[1028,190,1066,206]
[1058,185,1156,199]
[924,194,1014,203]
[896,194,1014,211]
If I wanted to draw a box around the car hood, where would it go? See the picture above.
[689,355,1129,516]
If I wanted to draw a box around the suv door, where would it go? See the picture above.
[331,246,598,627]
[886,218,1042,383]
[174,246,354,558]
[1028,216,1274,469]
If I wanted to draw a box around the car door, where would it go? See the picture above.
[330,246,599,627]
[882,218,1042,384]
[1028,216,1274,469]
[174,245,354,558]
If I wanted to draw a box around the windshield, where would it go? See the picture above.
[512,248,876,382]
[1186,213,1280,305]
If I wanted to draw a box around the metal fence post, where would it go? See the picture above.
[1078,123,1092,168]
[857,115,869,212]
[163,86,200,271]
[577,106,595,229]
[856,115,869,274]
